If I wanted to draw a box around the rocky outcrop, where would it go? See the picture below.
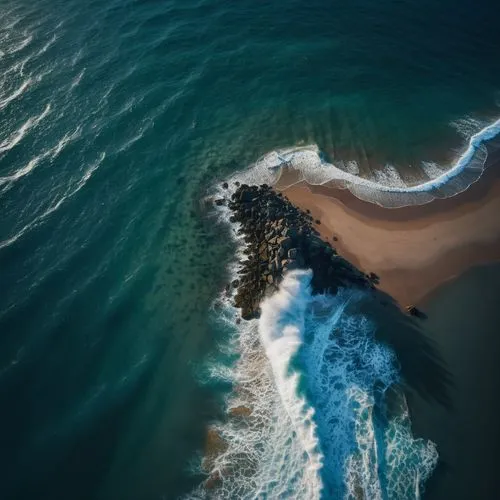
[220,184,370,319]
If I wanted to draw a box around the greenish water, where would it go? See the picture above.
[0,0,499,498]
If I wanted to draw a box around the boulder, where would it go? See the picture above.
[239,189,254,203]
[277,236,293,251]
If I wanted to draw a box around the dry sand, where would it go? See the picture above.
[282,160,500,306]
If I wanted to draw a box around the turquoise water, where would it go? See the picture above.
[0,0,498,498]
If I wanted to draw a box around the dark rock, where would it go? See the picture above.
[224,183,370,320]
[232,279,239,288]
[406,305,427,319]
[222,182,229,189]
[277,236,293,251]
[239,189,254,203]
[215,198,226,206]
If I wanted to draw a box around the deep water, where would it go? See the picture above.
[0,0,499,498]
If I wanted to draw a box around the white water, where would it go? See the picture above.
[228,116,500,207]
[193,271,438,499]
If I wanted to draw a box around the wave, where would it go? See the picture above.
[0,104,51,154]
[0,78,31,111]
[0,125,82,188]
[7,34,33,55]
[192,271,437,499]
[230,116,500,208]
[0,152,104,250]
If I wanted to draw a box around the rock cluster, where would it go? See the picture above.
[221,184,370,320]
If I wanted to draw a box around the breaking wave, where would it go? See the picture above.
[191,271,437,499]
[230,116,500,208]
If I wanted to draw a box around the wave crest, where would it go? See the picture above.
[230,116,500,208]
[193,271,437,499]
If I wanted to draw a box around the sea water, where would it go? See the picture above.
[192,271,437,499]
[0,0,498,498]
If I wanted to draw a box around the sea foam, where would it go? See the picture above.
[228,116,500,208]
[193,271,437,499]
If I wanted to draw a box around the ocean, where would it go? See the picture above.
[0,0,499,498]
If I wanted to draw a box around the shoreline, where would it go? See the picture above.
[281,150,500,306]
[202,183,448,497]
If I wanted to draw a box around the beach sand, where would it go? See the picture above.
[281,155,500,307]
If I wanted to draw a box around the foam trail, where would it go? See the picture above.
[0,125,82,188]
[0,79,31,110]
[0,104,51,154]
[233,116,500,207]
[192,271,437,499]
[0,153,47,186]
[0,153,104,250]
[7,35,33,54]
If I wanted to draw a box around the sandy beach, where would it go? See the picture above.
[282,154,500,306]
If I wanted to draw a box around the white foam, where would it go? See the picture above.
[230,116,500,207]
[0,124,81,188]
[0,152,104,250]
[0,78,31,111]
[70,69,86,90]
[7,34,33,55]
[0,104,51,154]
[191,271,438,498]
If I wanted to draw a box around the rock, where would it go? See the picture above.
[205,428,228,458]
[283,227,298,239]
[214,198,226,206]
[205,471,222,489]
[225,183,371,320]
[277,236,293,251]
[315,219,321,225]
[268,260,277,274]
[222,182,229,189]
[405,305,427,319]
[241,306,255,320]
[239,189,254,203]
[229,405,252,417]
[232,279,239,288]
[333,235,338,241]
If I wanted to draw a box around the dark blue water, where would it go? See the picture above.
[0,0,499,498]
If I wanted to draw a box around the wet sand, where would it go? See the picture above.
[409,263,500,499]
[282,155,500,306]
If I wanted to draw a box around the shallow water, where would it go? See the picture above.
[0,0,499,498]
